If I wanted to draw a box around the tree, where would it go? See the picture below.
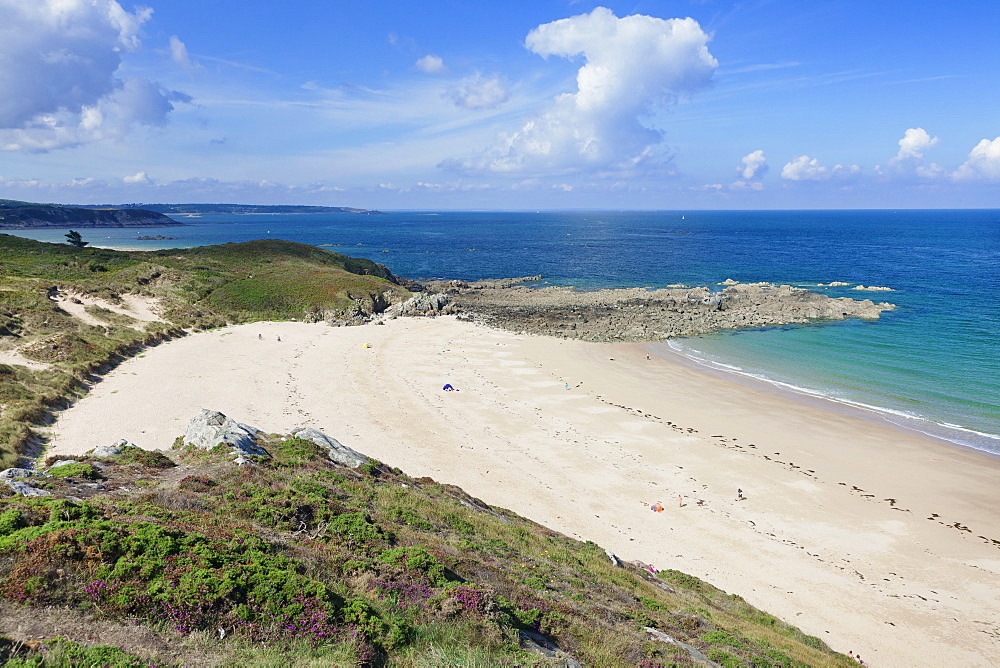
[65,230,89,248]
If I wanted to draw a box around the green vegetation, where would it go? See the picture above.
[63,230,88,249]
[0,436,850,667]
[0,234,409,467]
[0,200,175,229]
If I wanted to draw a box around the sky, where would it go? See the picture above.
[1,0,999,210]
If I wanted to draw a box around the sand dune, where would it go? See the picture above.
[42,316,1000,667]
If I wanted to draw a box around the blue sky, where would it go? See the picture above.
[1,0,999,209]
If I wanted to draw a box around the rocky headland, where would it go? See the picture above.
[406,277,894,341]
[0,200,178,229]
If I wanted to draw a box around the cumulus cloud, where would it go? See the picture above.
[892,127,938,163]
[123,171,152,185]
[885,127,942,177]
[951,137,1000,181]
[441,7,717,176]
[446,75,510,110]
[0,0,189,151]
[737,150,767,180]
[415,54,446,74]
[780,155,860,181]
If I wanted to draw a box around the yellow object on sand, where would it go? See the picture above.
[362,343,371,348]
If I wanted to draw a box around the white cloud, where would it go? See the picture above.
[123,170,152,185]
[951,137,1000,181]
[415,54,446,74]
[0,0,189,151]
[729,180,764,191]
[169,35,197,70]
[780,155,860,182]
[737,149,767,180]
[884,127,942,178]
[441,7,717,176]
[781,155,827,181]
[891,127,938,163]
[446,75,510,110]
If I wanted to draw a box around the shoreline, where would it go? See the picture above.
[39,316,1000,667]
[648,340,1000,460]
[5,220,992,451]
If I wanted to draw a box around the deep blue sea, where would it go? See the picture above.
[10,210,999,454]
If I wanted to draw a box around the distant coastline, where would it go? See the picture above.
[0,199,383,231]
[117,203,383,215]
[0,199,178,229]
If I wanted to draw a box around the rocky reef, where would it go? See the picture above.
[417,277,894,342]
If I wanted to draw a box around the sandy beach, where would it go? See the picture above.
[42,316,1000,667]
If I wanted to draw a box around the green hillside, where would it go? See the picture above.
[0,235,409,467]
[0,435,850,667]
[0,200,177,229]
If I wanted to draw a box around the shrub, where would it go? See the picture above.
[46,462,102,480]
[328,511,388,546]
[0,508,26,536]
[380,546,447,586]
[113,446,177,470]
[270,437,329,467]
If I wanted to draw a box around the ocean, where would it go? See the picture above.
[8,209,999,454]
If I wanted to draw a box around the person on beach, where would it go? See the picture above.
[678,495,684,507]
[565,382,570,390]
[737,488,745,501]
[257,333,262,340]
[276,335,281,342]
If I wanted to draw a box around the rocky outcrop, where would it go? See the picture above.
[291,427,370,468]
[183,409,269,459]
[444,279,894,342]
[379,293,457,319]
[87,440,134,458]
[0,468,35,479]
[5,479,51,497]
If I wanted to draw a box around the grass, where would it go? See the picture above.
[0,437,852,667]
[0,235,410,465]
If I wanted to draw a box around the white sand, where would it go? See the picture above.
[46,290,163,330]
[42,317,1000,667]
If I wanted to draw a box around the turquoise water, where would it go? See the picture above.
[8,209,999,453]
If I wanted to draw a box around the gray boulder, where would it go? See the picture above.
[48,460,79,470]
[0,468,34,480]
[291,427,369,468]
[5,480,51,497]
[184,409,269,458]
[88,439,134,458]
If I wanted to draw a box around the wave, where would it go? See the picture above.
[664,340,1000,456]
